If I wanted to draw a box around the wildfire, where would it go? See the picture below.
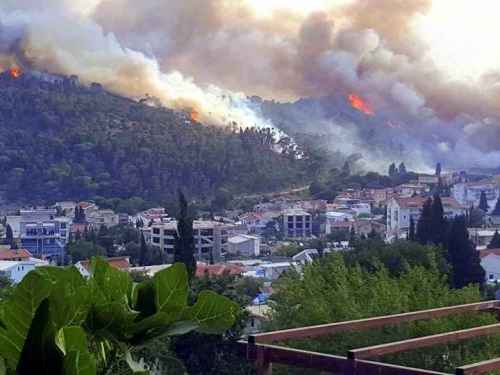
[9,67,23,78]
[190,109,200,122]
[348,94,374,116]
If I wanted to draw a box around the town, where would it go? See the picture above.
[2,164,500,334]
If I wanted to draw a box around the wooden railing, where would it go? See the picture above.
[240,300,500,375]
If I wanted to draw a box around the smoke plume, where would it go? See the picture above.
[1,0,500,171]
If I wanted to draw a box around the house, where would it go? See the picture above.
[227,234,261,257]
[480,249,500,283]
[468,228,497,250]
[386,196,465,240]
[0,248,33,261]
[148,220,233,262]
[293,249,321,264]
[75,256,130,277]
[418,174,440,185]
[18,208,69,259]
[395,183,428,198]
[0,260,48,283]
[281,209,312,238]
[136,208,169,225]
[325,212,354,235]
[86,209,119,228]
[254,262,298,281]
[195,262,243,278]
[240,211,279,234]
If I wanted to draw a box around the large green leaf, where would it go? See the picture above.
[0,272,52,369]
[0,357,5,375]
[153,263,188,313]
[90,257,133,304]
[182,291,239,334]
[63,351,97,375]
[55,326,88,355]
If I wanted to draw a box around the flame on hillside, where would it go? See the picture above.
[348,93,374,116]
[190,109,200,122]
[9,67,22,78]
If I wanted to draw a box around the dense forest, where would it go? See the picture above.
[0,71,314,206]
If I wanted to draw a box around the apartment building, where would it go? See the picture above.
[149,220,232,262]
[281,209,312,238]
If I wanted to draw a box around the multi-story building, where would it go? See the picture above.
[148,220,232,262]
[386,197,465,240]
[87,209,119,228]
[227,234,261,257]
[18,209,71,259]
[281,209,312,238]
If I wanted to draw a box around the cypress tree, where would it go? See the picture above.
[447,216,485,289]
[416,198,433,245]
[388,163,397,178]
[408,217,416,242]
[435,162,442,177]
[398,162,407,176]
[430,194,446,245]
[139,232,148,266]
[491,196,500,217]
[5,224,13,247]
[488,230,500,249]
[173,191,197,281]
[479,191,489,212]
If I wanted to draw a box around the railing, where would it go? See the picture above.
[240,301,500,375]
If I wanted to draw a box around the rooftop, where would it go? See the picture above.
[0,248,32,261]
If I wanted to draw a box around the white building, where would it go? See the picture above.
[87,209,119,228]
[282,209,312,238]
[149,220,232,262]
[255,262,299,281]
[468,228,496,250]
[293,249,321,264]
[0,260,48,283]
[386,197,465,240]
[227,234,260,257]
[325,211,354,235]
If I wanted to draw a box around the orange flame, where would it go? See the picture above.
[9,67,22,78]
[190,109,200,122]
[348,94,374,116]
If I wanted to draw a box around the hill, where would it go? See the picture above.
[0,70,311,209]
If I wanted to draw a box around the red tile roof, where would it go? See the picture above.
[479,248,500,258]
[195,263,243,278]
[80,256,130,271]
[0,248,33,261]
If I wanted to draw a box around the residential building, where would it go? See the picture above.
[240,211,279,234]
[0,248,32,262]
[87,209,119,228]
[325,211,354,235]
[469,228,496,250]
[254,262,298,281]
[227,234,261,257]
[281,209,312,238]
[195,262,243,278]
[293,249,321,264]
[136,208,169,225]
[386,197,465,240]
[148,220,232,262]
[18,209,69,259]
[418,174,440,185]
[395,183,428,197]
[245,304,271,334]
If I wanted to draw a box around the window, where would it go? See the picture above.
[200,229,214,236]
[288,223,294,229]
[153,237,160,244]
[201,247,211,254]
[296,216,303,222]
[153,228,160,235]
[165,239,175,245]
[166,247,174,254]
[490,274,495,280]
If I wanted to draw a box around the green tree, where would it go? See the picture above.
[139,232,149,266]
[435,162,442,177]
[388,163,397,178]
[447,216,485,289]
[398,162,407,176]
[174,191,197,281]
[491,196,500,217]
[67,240,106,263]
[488,230,500,249]
[479,191,489,212]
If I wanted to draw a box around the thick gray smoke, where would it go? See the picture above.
[1,0,500,171]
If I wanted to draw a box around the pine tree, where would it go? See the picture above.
[139,232,148,266]
[408,217,416,242]
[430,194,446,245]
[447,216,485,289]
[173,191,197,281]
[479,191,490,212]
[341,161,351,177]
[388,163,397,178]
[416,198,433,245]
[488,230,500,249]
[5,224,13,248]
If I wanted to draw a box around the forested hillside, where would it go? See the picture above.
[0,71,312,205]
